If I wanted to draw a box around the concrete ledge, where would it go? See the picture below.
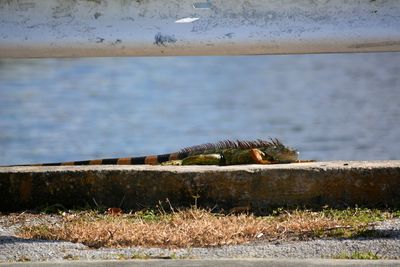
[1,0,400,57]
[0,161,399,212]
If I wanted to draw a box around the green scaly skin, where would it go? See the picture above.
[163,139,299,166]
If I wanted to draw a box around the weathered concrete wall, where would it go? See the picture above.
[0,161,399,213]
[0,0,400,57]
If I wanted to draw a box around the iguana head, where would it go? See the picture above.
[261,140,299,163]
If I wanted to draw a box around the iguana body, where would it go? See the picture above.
[13,139,302,166]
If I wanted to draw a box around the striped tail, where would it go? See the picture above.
[9,152,187,166]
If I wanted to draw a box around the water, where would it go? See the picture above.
[0,53,399,165]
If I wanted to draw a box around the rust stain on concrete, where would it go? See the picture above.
[19,176,32,203]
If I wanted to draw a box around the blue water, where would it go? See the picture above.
[0,53,399,165]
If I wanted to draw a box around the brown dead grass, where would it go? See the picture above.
[17,208,394,249]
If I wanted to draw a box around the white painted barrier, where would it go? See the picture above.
[0,0,399,58]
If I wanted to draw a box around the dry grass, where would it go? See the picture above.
[18,208,396,249]
[333,251,382,260]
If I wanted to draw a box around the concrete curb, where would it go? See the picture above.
[2,0,400,57]
[1,259,400,267]
[0,161,399,212]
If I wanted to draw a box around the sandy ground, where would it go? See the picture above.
[0,213,399,262]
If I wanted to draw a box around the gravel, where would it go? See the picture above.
[0,214,399,262]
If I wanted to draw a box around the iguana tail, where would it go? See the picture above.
[8,152,188,166]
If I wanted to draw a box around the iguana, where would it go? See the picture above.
[10,139,309,166]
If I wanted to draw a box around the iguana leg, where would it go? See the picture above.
[249,149,273,164]
[181,154,223,165]
[161,160,183,166]
[161,154,223,165]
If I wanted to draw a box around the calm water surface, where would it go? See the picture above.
[0,53,399,165]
